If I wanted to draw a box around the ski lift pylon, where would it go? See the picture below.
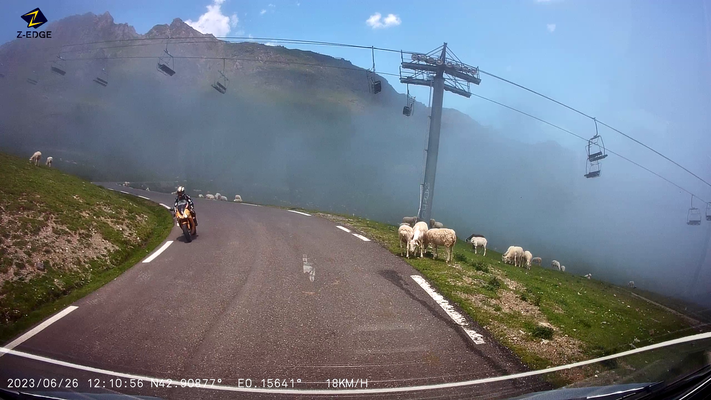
[585,118,608,178]
[51,55,67,76]
[687,195,701,225]
[157,43,176,76]
[211,58,229,94]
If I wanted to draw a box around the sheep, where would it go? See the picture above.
[45,156,53,167]
[206,194,216,200]
[145,187,150,191]
[551,260,561,271]
[398,224,415,258]
[584,273,592,279]
[502,246,525,268]
[423,228,457,263]
[468,236,487,256]
[198,194,204,198]
[402,216,417,227]
[532,257,542,266]
[234,195,243,203]
[215,192,222,200]
[219,195,228,201]
[29,151,42,166]
[523,250,533,269]
[409,221,429,258]
[628,280,635,288]
[561,265,566,272]
[465,233,485,243]
[429,219,444,228]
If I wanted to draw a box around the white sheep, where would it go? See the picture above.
[532,257,542,266]
[628,280,635,288]
[29,151,42,166]
[561,265,566,272]
[423,228,457,263]
[402,216,417,227]
[551,260,561,271]
[198,194,205,198]
[146,187,150,191]
[45,156,53,167]
[219,195,228,201]
[584,273,592,279]
[234,195,243,202]
[523,250,533,269]
[429,219,444,228]
[468,236,487,256]
[398,224,415,258]
[409,221,429,258]
[215,192,221,200]
[503,246,525,268]
[206,194,216,200]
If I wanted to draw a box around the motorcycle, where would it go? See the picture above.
[170,199,196,242]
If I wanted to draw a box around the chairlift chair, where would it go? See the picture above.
[157,45,176,76]
[93,67,108,87]
[211,59,229,94]
[687,195,702,225]
[51,55,67,76]
[584,159,601,178]
[585,118,608,178]
[403,85,415,116]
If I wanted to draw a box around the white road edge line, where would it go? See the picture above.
[336,226,351,233]
[142,241,173,263]
[2,332,709,395]
[352,233,370,242]
[137,195,150,200]
[411,275,485,345]
[241,203,261,207]
[159,203,171,210]
[288,210,311,217]
[119,190,129,194]
[0,306,78,358]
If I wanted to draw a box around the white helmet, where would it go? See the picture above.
[177,186,185,196]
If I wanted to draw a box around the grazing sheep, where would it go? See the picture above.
[45,156,53,167]
[532,257,542,266]
[523,251,533,269]
[29,151,42,166]
[409,221,429,258]
[584,273,592,279]
[429,219,444,228]
[402,216,417,227]
[423,228,457,263]
[198,194,204,198]
[234,195,243,202]
[628,280,635,288]
[503,246,525,268]
[551,260,561,271]
[219,195,228,201]
[146,187,150,191]
[468,236,487,256]
[206,194,216,200]
[561,265,566,272]
[398,224,415,258]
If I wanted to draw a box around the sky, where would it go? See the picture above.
[1,0,710,299]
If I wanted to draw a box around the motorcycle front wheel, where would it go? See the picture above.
[181,224,192,242]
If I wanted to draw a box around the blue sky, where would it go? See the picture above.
[2,0,711,202]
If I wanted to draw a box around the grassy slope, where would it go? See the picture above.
[308,211,708,385]
[0,152,173,343]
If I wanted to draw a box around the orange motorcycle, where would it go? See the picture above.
[170,199,196,242]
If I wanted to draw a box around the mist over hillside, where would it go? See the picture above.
[1,12,708,305]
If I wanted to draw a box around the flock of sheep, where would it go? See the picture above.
[396,216,629,285]
[29,151,52,167]
[196,192,242,202]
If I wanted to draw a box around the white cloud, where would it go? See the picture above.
[366,12,401,29]
[269,3,275,8]
[296,1,300,5]
[260,9,267,15]
[186,0,237,37]
[264,42,278,46]
[547,23,556,32]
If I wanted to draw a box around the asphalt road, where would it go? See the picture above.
[0,185,548,399]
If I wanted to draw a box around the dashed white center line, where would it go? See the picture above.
[137,195,150,200]
[352,234,370,242]
[336,226,351,233]
[288,210,311,216]
[411,275,485,345]
[0,306,78,358]
[142,241,173,263]
[159,203,171,210]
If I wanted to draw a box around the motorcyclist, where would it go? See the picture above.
[174,186,197,226]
